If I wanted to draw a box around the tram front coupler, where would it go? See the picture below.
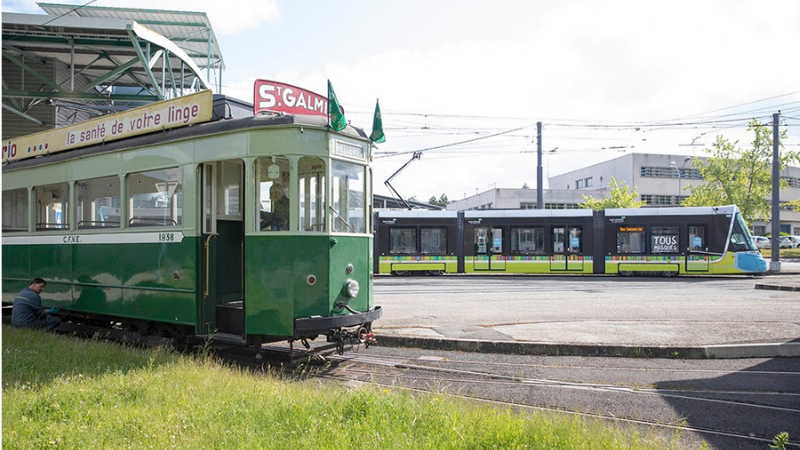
[327,323,377,355]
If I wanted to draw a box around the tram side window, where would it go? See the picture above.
[77,176,120,229]
[2,188,28,232]
[389,228,416,254]
[127,168,182,227]
[35,183,69,231]
[689,226,705,251]
[421,228,447,255]
[332,160,365,233]
[257,156,291,231]
[616,226,645,254]
[511,227,545,255]
[650,226,679,254]
[299,156,326,232]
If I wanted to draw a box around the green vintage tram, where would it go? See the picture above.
[2,89,381,353]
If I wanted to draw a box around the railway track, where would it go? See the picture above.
[314,352,800,450]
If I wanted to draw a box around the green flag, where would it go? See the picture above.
[327,80,346,132]
[370,99,386,143]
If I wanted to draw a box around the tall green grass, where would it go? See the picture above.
[3,326,685,449]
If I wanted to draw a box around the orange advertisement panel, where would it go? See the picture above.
[2,90,213,163]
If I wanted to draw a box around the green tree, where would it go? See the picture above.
[682,119,798,224]
[579,176,644,210]
[427,193,449,207]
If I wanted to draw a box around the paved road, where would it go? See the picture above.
[372,271,800,348]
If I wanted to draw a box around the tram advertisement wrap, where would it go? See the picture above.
[253,79,330,117]
[2,90,213,163]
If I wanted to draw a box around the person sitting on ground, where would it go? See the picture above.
[11,277,61,331]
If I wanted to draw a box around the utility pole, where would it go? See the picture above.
[537,122,543,210]
[770,112,781,272]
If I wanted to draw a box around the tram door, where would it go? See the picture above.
[550,226,583,271]
[473,227,506,271]
[200,160,245,336]
[685,225,710,272]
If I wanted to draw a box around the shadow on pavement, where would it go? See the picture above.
[656,358,800,450]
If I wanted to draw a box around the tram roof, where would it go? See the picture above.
[606,205,739,216]
[464,209,593,218]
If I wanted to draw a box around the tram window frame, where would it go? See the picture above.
[650,226,679,254]
[256,156,292,232]
[389,228,417,255]
[77,176,121,229]
[299,156,326,232]
[689,225,705,251]
[511,227,545,255]
[127,168,183,228]
[331,159,366,234]
[2,188,29,233]
[616,225,645,254]
[34,182,70,231]
[420,228,447,255]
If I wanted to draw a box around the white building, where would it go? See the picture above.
[448,153,800,235]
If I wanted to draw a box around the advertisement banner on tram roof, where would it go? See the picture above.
[2,90,213,164]
[253,79,330,117]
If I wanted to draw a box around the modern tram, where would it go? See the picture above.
[2,90,381,353]
[374,206,767,276]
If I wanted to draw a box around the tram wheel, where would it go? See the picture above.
[663,270,679,278]
[393,270,409,277]
[619,270,634,277]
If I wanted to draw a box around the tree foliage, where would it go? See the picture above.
[682,119,798,224]
[579,176,644,210]
[427,193,449,207]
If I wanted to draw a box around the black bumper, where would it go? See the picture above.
[294,306,382,336]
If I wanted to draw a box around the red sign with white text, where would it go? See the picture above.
[253,79,330,117]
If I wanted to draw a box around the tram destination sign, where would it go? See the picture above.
[2,90,213,163]
[254,79,329,117]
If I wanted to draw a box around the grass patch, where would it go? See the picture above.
[760,248,800,259]
[3,326,686,449]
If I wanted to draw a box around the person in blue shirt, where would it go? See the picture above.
[11,278,61,331]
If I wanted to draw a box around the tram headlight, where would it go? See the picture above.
[344,279,360,299]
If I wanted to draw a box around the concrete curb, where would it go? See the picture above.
[754,283,800,291]
[377,335,800,359]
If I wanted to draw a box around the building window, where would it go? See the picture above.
[640,166,702,179]
[641,194,684,206]
[544,203,580,209]
[753,225,766,236]
[576,179,584,189]
[782,176,800,188]
[585,177,593,187]
[520,202,537,210]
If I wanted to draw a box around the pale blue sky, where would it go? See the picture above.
[4,0,800,200]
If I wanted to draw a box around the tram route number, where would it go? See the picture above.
[159,233,176,242]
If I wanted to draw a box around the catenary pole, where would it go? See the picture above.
[537,122,543,209]
[771,112,781,272]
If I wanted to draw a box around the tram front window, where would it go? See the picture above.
[729,213,757,252]
[332,160,365,233]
